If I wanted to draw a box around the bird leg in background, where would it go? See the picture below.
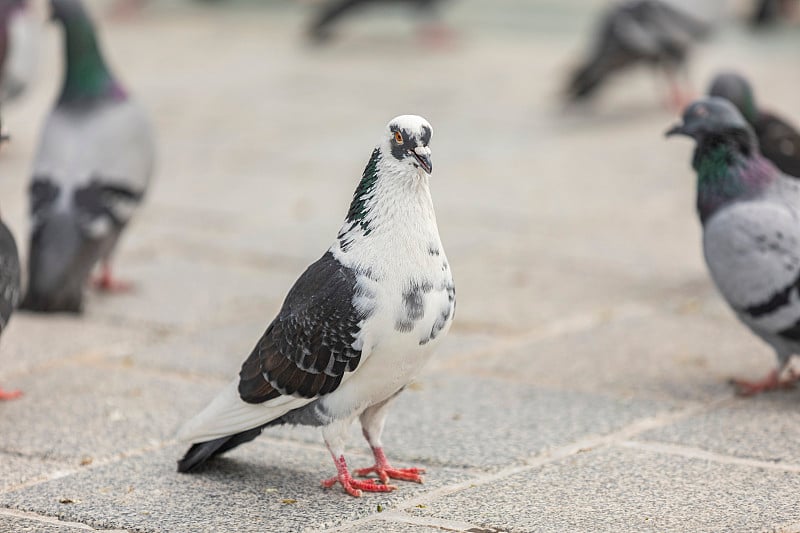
[321,454,397,497]
[665,73,694,113]
[91,261,133,293]
[730,367,800,397]
[354,400,425,483]
[0,387,22,400]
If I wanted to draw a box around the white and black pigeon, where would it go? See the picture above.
[177,115,455,497]
[0,209,21,400]
[0,0,37,104]
[709,72,800,179]
[667,97,800,396]
[21,0,154,313]
[567,0,710,110]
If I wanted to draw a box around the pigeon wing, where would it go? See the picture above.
[238,251,369,404]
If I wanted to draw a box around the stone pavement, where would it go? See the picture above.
[1,0,800,531]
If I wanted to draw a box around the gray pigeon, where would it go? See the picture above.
[177,115,455,497]
[0,0,36,104]
[21,0,154,313]
[567,0,710,109]
[667,97,800,395]
[709,72,800,178]
[0,211,21,400]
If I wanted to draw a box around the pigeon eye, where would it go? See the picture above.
[394,131,403,144]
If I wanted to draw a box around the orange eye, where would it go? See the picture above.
[394,131,403,144]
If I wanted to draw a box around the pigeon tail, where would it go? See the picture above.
[177,425,268,473]
[567,60,606,100]
[21,212,103,313]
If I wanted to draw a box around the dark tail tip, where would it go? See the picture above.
[20,289,83,314]
[177,427,267,473]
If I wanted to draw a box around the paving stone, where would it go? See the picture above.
[0,442,470,533]
[0,453,68,494]
[81,254,296,330]
[0,314,157,378]
[640,391,800,465]
[340,519,448,532]
[408,446,800,532]
[274,374,671,469]
[451,310,773,403]
[0,364,218,463]
[0,514,91,533]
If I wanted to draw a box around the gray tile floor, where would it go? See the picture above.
[1,0,799,531]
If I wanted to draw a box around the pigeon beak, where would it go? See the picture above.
[665,123,687,137]
[412,146,432,174]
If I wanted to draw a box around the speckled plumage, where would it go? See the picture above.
[177,115,454,496]
[669,97,800,391]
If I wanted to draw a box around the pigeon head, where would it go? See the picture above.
[666,98,752,140]
[384,115,433,175]
[50,0,88,21]
[708,72,758,124]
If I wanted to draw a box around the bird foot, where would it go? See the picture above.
[0,387,22,401]
[321,455,396,497]
[91,270,134,293]
[730,368,799,397]
[355,464,425,484]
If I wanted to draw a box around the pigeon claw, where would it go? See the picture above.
[730,368,799,397]
[0,387,22,401]
[355,465,425,484]
[320,475,396,498]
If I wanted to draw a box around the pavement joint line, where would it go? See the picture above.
[617,440,800,474]
[430,301,657,372]
[333,512,487,532]
[0,507,107,531]
[318,400,719,533]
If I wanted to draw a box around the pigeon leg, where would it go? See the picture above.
[320,419,396,497]
[320,454,397,497]
[354,399,425,484]
[91,261,133,293]
[0,387,22,400]
[730,368,799,396]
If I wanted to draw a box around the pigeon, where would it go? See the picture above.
[0,210,21,400]
[750,0,798,27]
[0,0,36,104]
[567,0,710,110]
[709,72,800,179]
[667,97,800,396]
[177,115,455,497]
[308,0,450,44]
[21,0,154,313]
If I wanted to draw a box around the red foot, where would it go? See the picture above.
[0,387,22,400]
[355,447,425,484]
[91,264,134,293]
[321,455,396,497]
[730,368,799,397]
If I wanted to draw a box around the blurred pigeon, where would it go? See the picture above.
[667,97,800,395]
[21,0,154,313]
[751,0,798,27]
[308,0,451,44]
[567,0,710,110]
[0,211,21,400]
[0,0,36,104]
[709,72,799,178]
[177,115,455,497]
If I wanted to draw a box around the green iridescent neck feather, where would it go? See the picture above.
[58,16,124,105]
[695,142,774,223]
[344,148,381,236]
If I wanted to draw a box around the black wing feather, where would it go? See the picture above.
[238,251,372,404]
